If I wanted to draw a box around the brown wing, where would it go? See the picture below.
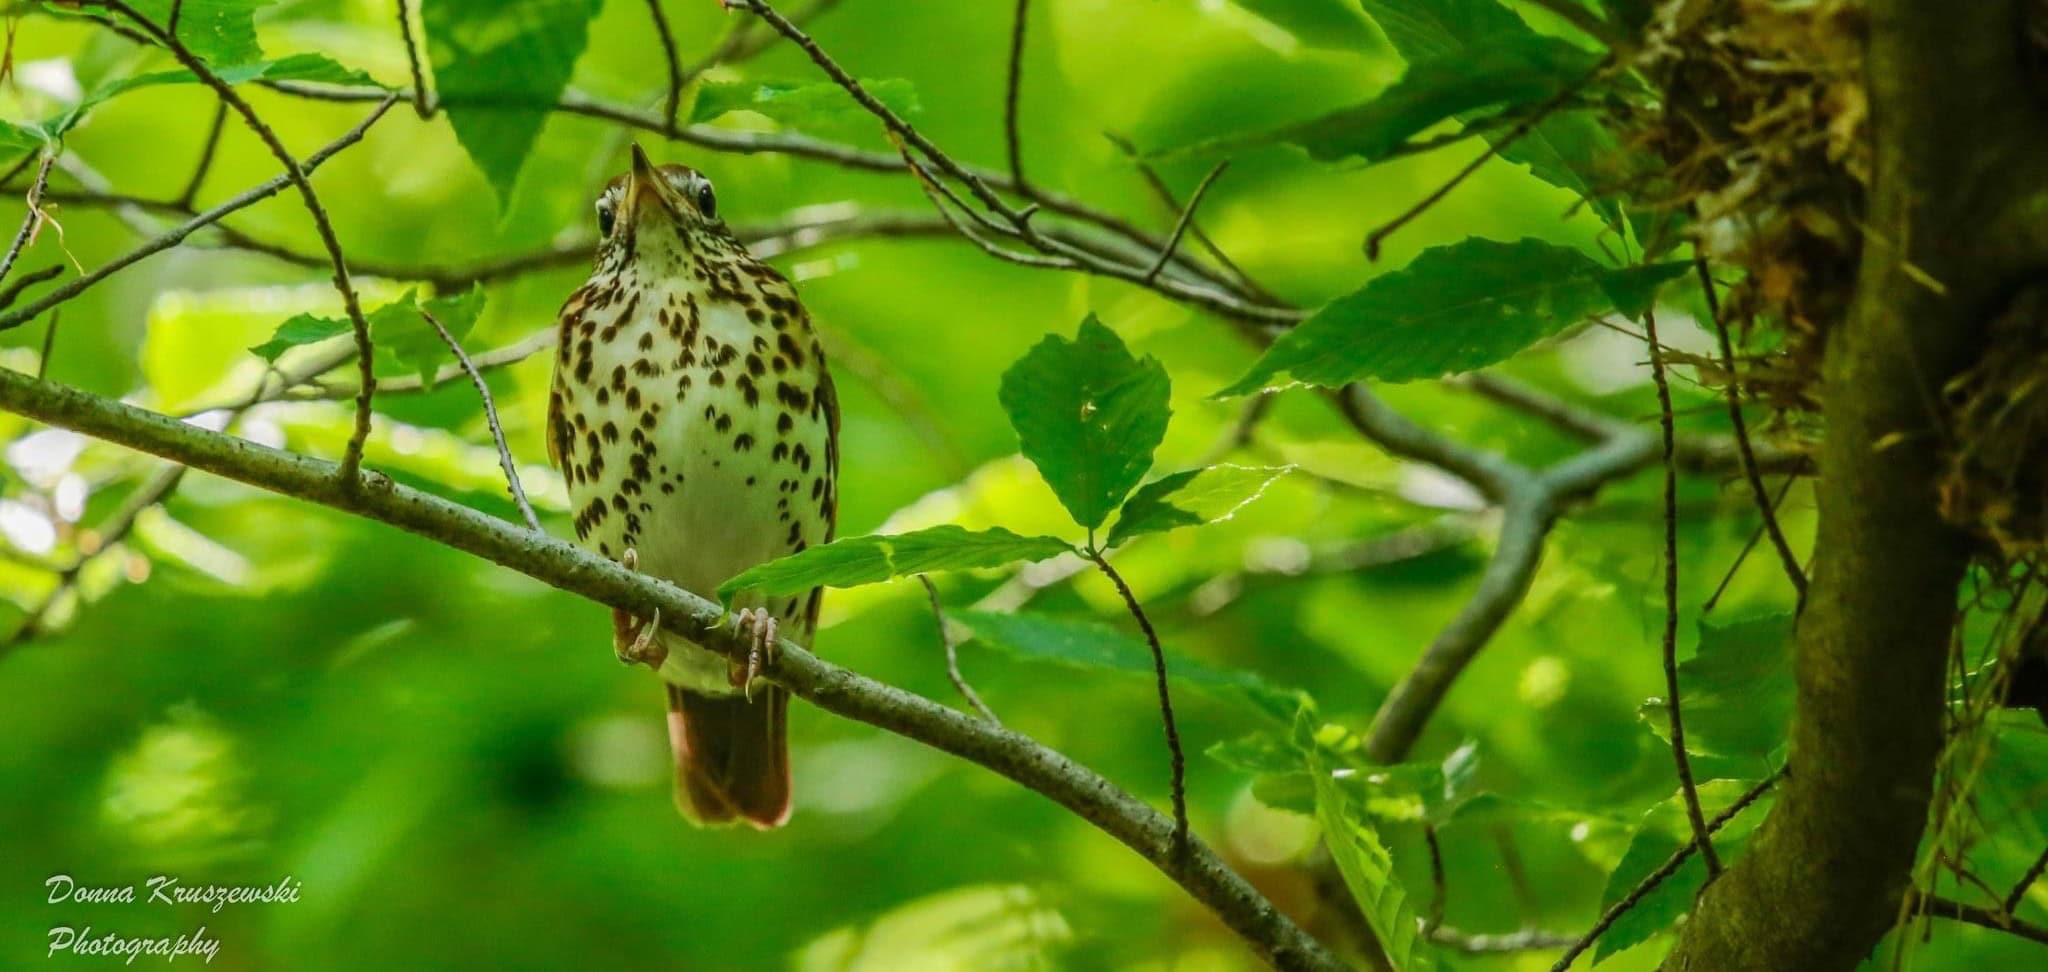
[544,287,593,472]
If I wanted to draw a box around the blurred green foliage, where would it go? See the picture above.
[1,1,2044,970]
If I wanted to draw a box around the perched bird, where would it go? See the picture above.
[547,144,838,828]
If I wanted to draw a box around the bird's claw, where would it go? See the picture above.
[730,607,778,701]
[615,549,668,670]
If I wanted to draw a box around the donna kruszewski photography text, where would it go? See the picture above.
[42,874,302,964]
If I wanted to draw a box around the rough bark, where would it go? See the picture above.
[1664,3,2048,968]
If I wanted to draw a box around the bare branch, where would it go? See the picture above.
[0,98,398,333]
[2007,842,2048,914]
[395,0,434,117]
[174,100,229,207]
[1697,257,1807,606]
[645,0,684,129]
[1923,895,2048,948]
[1003,0,1030,188]
[1088,550,1190,872]
[919,574,997,724]
[0,151,55,289]
[87,2,386,483]
[1145,161,1228,284]
[0,367,1347,972]
[1644,306,1720,875]
[420,309,541,533]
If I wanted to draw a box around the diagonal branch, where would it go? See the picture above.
[0,366,1345,972]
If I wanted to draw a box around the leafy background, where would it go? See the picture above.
[0,1,2043,970]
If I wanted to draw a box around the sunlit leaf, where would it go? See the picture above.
[998,316,1171,533]
[1593,778,1775,962]
[1105,465,1290,548]
[424,0,605,206]
[956,609,1298,720]
[1163,31,1596,163]
[1299,706,1441,971]
[1640,612,1794,766]
[249,314,350,364]
[131,0,267,66]
[717,526,1072,603]
[1228,0,1378,49]
[1216,238,1646,395]
[690,78,920,134]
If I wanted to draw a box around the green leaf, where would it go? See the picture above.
[998,316,1171,533]
[249,313,351,363]
[46,55,379,140]
[1601,261,1691,320]
[424,0,605,207]
[396,285,489,388]
[132,0,267,66]
[689,78,919,134]
[1228,0,1378,50]
[1106,465,1290,548]
[956,609,1299,721]
[1187,32,1597,163]
[716,526,1072,603]
[1354,0,1529,58]
[1593,778,1774,962]
[1299,706,1441,972]
[1640,613,1794,766]
[1216,238,1639,395]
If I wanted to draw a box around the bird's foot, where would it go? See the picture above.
[615,549,668,670]
[729,607,778,701]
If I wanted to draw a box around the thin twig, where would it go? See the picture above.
[2007,843,2048,914]
[36,309,59,380]
[1088,550,1189,870]
[1103,132,1270,303]
[1364,57,1614,261]
[920,574,997,723]
[1550,767,1786,971]
[0,150,55,288]
[420,309,541,532]
[1423,824,1447,933]
[1704,476,1797,613]
[1145,161,1228,284]
[1922,895,2048,948]
[0,264,62,311]
[103,1,383,486]
[645,0,685,130]
[1003,0,1030,189]
[174,100,228,208]
[395,0,434,117]
[1428,926,1577,954]
[1645,304,1721,877]
[1697,257,1807,607]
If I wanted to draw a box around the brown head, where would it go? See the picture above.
[592,144,739,270]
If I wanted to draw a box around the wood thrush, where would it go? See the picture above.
[547,144,839,829]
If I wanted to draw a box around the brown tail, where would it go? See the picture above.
[664,684,791,829]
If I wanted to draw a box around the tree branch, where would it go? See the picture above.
[1665,2,2044,966]
[0,366,1346,972]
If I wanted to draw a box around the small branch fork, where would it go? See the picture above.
[919,574,998,724]
[99,1,381,485]
[419,310,541,532]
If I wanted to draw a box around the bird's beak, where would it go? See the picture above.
[631,142,657,182]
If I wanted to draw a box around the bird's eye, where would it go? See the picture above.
[695,180,717,220]
[595,197,616,237]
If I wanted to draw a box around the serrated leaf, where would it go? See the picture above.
[716,526,1071,603]
[1640,613,1794,766]
[1228,0,1377,50]
[955,609,1298,721]
[1216,238,1640,396]
[1180,32,1597,163]
[1593,778,1774,962]
[998,316,1171,532]
[133,0,267,66]
[249,313,350,363]
[690,78,919,134]
[1299,706,1441,972]
[424,0,605,207]
[1601,261,1690,320]
[1105,465,1289,548]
